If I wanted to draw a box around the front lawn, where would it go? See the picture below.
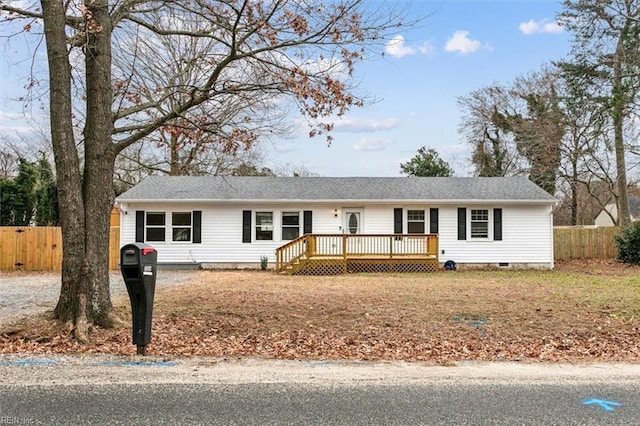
[2,260,639,363]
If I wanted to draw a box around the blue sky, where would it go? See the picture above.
[0,0,571,177]
[271,0,571,176]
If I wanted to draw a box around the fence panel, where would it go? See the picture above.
[0,226,120,271]
[109,226,120,270]
[553,226,621,260]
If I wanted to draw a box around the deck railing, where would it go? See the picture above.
[275,234,438,273]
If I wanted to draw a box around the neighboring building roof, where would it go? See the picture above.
[117,176,557,204]
[595,196,640,226]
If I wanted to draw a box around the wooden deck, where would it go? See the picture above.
[275,234,439,275]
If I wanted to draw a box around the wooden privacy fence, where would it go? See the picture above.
[0,226,121,271]
[553,226,621,260]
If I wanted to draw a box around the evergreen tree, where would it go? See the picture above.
[34,156,60,226]
[400,147,454,177]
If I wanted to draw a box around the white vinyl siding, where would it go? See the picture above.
[440,205,553,264]
[119,202,553,267]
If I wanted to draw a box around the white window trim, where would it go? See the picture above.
[255,211,274,242]
[406,209,426,234]
[469,208,491,240]
[145,211,166,242]
[145,210,201,243]
[281,210,302,241]
[171,211,193,243]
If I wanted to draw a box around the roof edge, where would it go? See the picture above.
[116,198,557,205]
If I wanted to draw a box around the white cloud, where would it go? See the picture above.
[0,111,27,121]
[519,19,563,35]
[385,35,416,59]
[332,117,401,133]
[384,36,434,59]
[444,31,481,55]
[418,41,435,56]
[0,123,41,138]
[352,137,394,152]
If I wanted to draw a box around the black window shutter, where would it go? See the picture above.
[135,211,145,242]
[494,208,503,241]
[429,208,439,234]
[394,208,403,233]
[242,210,251,243]
[457,208,466,240]
[192,211,202,243]
[303,210,313,234]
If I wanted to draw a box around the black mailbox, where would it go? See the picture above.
[120,243,157,355]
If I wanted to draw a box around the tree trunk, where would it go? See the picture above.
[170,134,180,176]
[612,41,630,227]
[44,0,118,340]
[80,0,118,335]
[570,179,578,226]
[42,1,88,330]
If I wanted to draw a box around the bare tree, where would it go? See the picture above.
[457,85,525,177]
[0,0,415,341]
[555,73,612,225]
[509,67,565,194]
[273,162,319,177]
[110,18,294,177]
[559,0,640,226]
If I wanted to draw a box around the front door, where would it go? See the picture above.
[343,210,362,234]
[342,209,363,255]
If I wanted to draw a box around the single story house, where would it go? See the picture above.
[115,176,557,271]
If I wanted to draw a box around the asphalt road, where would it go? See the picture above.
[1,357,639,425]
[2,381,639,425]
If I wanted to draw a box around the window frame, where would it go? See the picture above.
[407,209,426,234]
[281,211,301,241]
[171,211,192,242]
[470,208,490,239]
[255,211,274,241]
[145,211,166,242]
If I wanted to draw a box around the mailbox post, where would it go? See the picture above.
[120,243,158,355]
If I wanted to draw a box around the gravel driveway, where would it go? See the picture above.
[0,270,200,326]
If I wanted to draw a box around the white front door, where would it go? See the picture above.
[343,209,364,255]
[343,210,363,234]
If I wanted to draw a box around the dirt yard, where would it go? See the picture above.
[1,259,639,364]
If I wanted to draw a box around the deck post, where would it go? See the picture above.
[342,235,348,273]
[307,235,315,257]
[342,235,347,259]
[427,234,438,256]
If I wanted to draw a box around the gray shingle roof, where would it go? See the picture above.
[117,176,557,203]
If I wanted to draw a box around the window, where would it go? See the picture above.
[470,209,489,238]
[281,212,300,240]
[255,212,273,241]
[146,212,166,242]
[172,212,192,242]
[407,210,425,234]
